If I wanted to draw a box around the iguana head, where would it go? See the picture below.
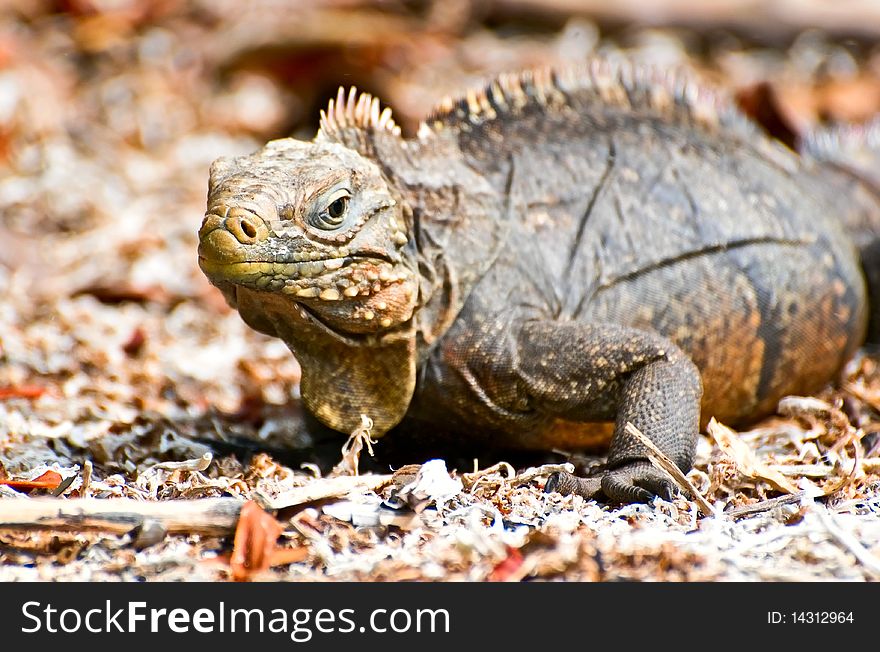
[197,87,503,435]
[198,135,417,338]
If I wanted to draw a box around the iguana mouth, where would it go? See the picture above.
[198,252,406,299]
[198,254,357,280]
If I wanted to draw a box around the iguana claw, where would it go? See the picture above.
[546,462,675,504]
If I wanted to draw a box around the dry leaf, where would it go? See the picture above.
[229,500,285,582]
[331,414,376,477]
[707,418,800,494]
[0,470,63,491]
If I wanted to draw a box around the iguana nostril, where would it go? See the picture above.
[226,214,264,244]
[240,218,257,239]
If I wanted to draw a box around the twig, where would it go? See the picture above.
[80,460,93,499]
[255,474,393,510]
[51,474,77,497]
[462,461,516,492]
[0,497,244,535]
[724,491,808,519]
[509,463,575,488]
[624,422,717,516]
[148,452,213,472]
[768,464,834,478]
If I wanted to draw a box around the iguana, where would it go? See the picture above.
[197,59,880,503]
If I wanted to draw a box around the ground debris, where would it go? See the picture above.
[708,418,802,495]
[228,500,288,581]
[330,414,376,477]
[1,1,879,582]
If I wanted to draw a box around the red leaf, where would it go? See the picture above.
[488,546,524,582]
[229,500,285,582]
[0,470,63,491]
[268,546,310,566]
[0,385,46,401]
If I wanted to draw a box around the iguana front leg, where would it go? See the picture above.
[512,321,702,503]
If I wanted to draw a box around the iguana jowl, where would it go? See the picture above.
[198,59,879,503]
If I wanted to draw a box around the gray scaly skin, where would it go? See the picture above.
[198,59,878,503]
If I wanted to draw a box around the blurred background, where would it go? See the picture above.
[1,0,880,464]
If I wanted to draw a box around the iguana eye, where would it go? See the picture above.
[309,189,350,230]
[328,196,348,219]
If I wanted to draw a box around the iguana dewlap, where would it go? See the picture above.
[198,59,879,503]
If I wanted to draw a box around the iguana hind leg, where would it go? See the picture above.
[512,321,701,503]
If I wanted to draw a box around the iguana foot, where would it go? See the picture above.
[545,461,674,503]
[544,470,602,500]
[601,462,675,503]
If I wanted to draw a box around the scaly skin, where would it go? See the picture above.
[198,60,877,503]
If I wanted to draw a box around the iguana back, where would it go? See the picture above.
[407,62,866,441]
